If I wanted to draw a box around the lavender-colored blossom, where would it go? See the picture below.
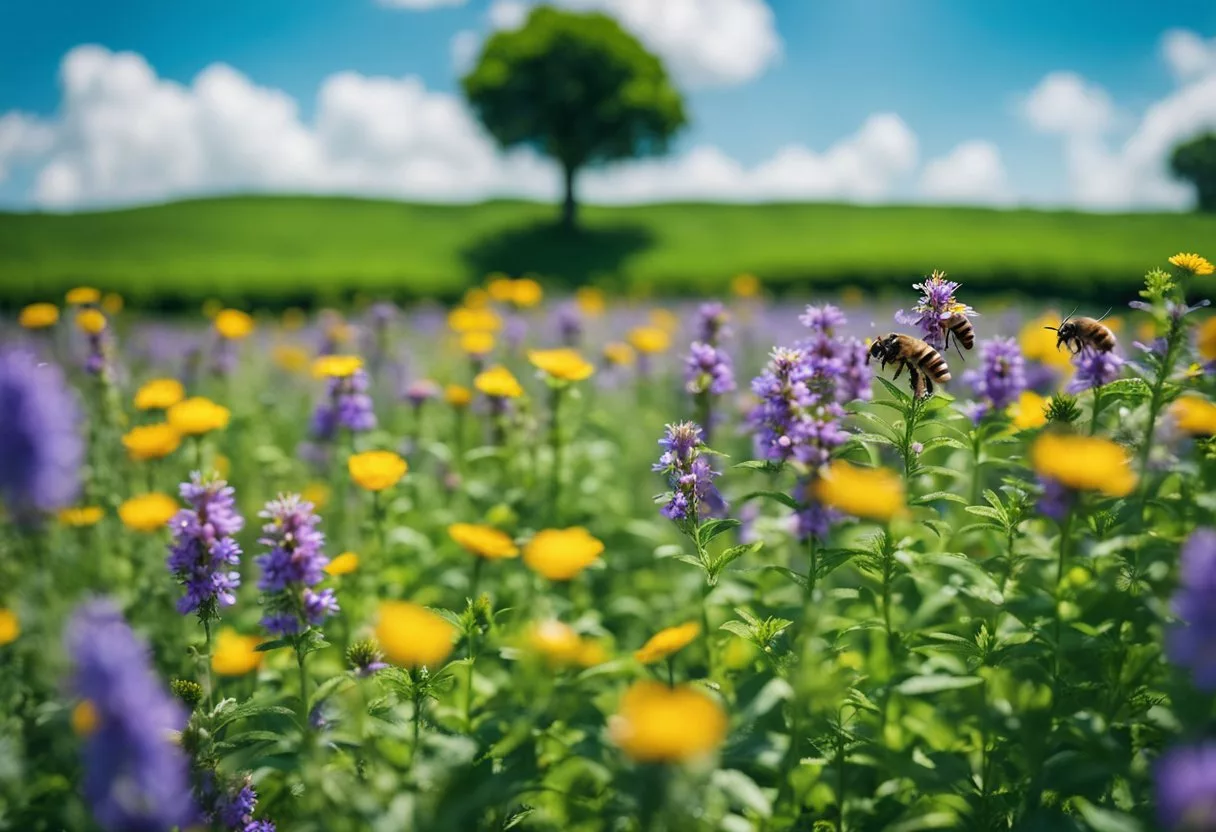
[895,271,975,350]
[404,379,441,408]
[684,342,735,396]
[1066,349,1124,394]
[963,337,1027,421]
[210,337,237,378]
[1155,742,1216,830]
[167,473,244,617]
[255,495,335,636]
[0,348,83,519]
[653,422,725,521]
[1037,477,1073,523]
[218,784,257,829]
[310,369,376,441]
[554,302,583,346]
[246,822,277,832]
[505,314,528,350]
[66,599,197,832]
[1167,528,1216,690]
[697,302,730,344]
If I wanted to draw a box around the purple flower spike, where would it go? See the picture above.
[167,473,245,618]
[963,337,1027,422]
[1066,349,1124,394]
[1167,528,1216,690]
[653,422,725,521]
[1156,742,1216,830]
[255,494,334,636]
[895,271,975,350]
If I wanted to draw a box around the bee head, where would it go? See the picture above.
[866,334,894,364]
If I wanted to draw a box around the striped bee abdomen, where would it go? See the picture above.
[946,313,975,350]
[917,345,951,382]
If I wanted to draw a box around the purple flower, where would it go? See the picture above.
[246,822,277,832]
[302,587,340,625]
[1066,349,1124,394]
[0,348,83,519]
[554,302,583,346]
[310,370,376,441]
[66,599,197,832]
[404,379,441,408]
[505,314,528,350]
[255,495,334,636]
[1037,477,1074,522]
[653,422,725,521]
[1167,528,1216,690]
[167,473,244,617]
[684,342,735,396]
[218,784,257,829]
[963,337,1027,422]
[895,271,975,350]
[1155,742,1216,830]
[697,302,731,344]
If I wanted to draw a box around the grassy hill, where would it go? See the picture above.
[1,195,1213,308]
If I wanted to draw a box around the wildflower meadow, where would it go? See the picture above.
[3,258,1216,832]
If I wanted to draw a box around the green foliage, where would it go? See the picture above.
[1170,132,1216,212]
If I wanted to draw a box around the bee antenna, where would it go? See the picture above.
[1043,326,1059,332]
[1061,305,1078,325]
[1095,307,1113,323]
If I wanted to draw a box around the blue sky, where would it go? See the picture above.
[1,0,1215,210]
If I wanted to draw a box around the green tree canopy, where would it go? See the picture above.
[462,7,687,231]
[1170,132,1216,213]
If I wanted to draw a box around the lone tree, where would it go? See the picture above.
[1170,132,1216,212]
[462,7,687,231]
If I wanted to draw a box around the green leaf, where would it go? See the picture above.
[765,565,808,588]
[919,436,969,453]
[214,701,298,731]
[255,638,293,653]
[698,518,741,546]
[964,505,1003,521]
[308,675,355,711]
[896,675,985,695]
[732,459,782,472]
[740,490,799,510]
[911,491,969,506]
[712,769,772,818]
[711,542,762,575]
[1100,379,1153,402]
[876,376,912,404]
[851,432,897,447]
[1073,799,1145,832]
[719,620,754,639]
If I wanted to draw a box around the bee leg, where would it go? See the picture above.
[892,361,904,381]
[924,374,935,398]
[909,368,924,399]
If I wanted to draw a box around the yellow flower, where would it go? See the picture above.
[134,378,185,411]
[460,331,495,356]
[448,306,502,333]
[445,384,473,408]
[58,506,103,527]
[272,344,310,373]
[118,493,179,532]
[628,326,670,355]
[325,551,360,576]
[19,303,59,329]
[510,278,543,308]
[1199,317,1216,363]
[122,423,182,461]
[0,609,19,645]
[281,307,307,330]
[528,348,595,382]
[635,622,700,664]
[603,342,636,366]
[348,451,408,492]
[609,681,727,763]
[527,620,605,667]
[1019,313,1074,371]
[101,293,123,315]
[75,309,107,335]
[1172,396,1216,436]
[487,277,516,302]
[449,523,519,559]
[167,397,230,436]
[731,273,760,298]
[215,308,255,340]
[474,365,524,399]
[1031,433,1137,497]
[1169,252,1215,275]
[464,287,491,308]
[210,629,264,676]
[71,700,99,736]
[1011,391,1048,431]
[66,286,100,305]
[524,527,604,580]
[376,601,456,668]
[649,309,679,332]
[811,461,906,521]
[576,286,606,317]
[302,481,331,509]
[311,354,363,379]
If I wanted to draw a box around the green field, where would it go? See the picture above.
[1,195,1214,308]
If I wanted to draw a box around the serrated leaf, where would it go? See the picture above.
[766,565,808,588]
[1100,379,1153,402]
[964,505,1003,520]
[851,432,897,447]
[896,675,985,695]
[719,620,754,639]
[919,436,969,453]
[214,702,298,731]
[711,542,763,573]
[672,553,707,570]
[912,491,969,506]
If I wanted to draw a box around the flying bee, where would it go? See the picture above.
[1044,309,1116,354]
[943,311,975,356]
[867,333,952,399]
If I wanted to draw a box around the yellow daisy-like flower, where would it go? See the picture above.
[1031,433,1137,497]
[523,527,605,581]
[311,354,363,379]
[58,506,104,528]
[1168,252,1215,276]
[66,286,100,305]
[603,342,636,367]
[19,303,59,329]
[445,384,473,408]
[528,348,595,382]
[811,461,906,521]
[272,344,310,373]
[448,306,503,334]
[609,681,727,763]
[449,523,519,560]
[122,423,182,461]
[134,378,185,411]
[1019,312,1074,371]
[1198,317,1216,363]
[510,278,544,308]
[731,273,760,298]
[348,451,408,492]
[487,276,516,303]
[1011,391,1048,431]
[118,493,179,532]
[325,551,360,576]
[576,286,606,317]
[75,309,107,335]
[101,293,123,315]
[474,365,524,399]
[0,609,20,645]
[635,622,700,665]
[211,629,264,677]
[214,308,255,340]
[167,397,230,436]
[376,601,456,668]
[527,620,605,667]
[1171,396,1216,436]
[628,326,670,355]
[464,287,492,308]
[71,700,99,736]
[460,330,495,356]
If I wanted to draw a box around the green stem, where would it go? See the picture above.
[1135,317,1184,520]
[1089,385,1104,436]
[297,647,310,731]
[411,682,424,769]
[202,617,214,710]
[969,428,983,506]
[465,630,477,733]
[835,716,847,832]
[695,389,712,445]
[549,385,564,521]
[700,582,714,679]
[372,490,386,556]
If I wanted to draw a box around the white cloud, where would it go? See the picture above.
[1021,71,1114,135]
[1162,28,1216,82]
[487,0,530,30]
[0,112,54,182]
[450,29,481,74]
[918,140,1011,205]
[376,0,466,8]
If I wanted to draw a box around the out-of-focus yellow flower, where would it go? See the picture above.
[66,286,100,305]
[1172,396,1216,436]
[281,307,306,330]
[464,287,491,308]
[71,700,98,736]
[731,273,760,298]
[609,681,727,763]
[302,481,330,509]
[376,601,456,668]
[211,629,264,676]
[1169,252,1215,275]
[1199,317,1216,363]
[635,622,700,664]
[311,354,363,379]
[445,384,473,408]
[528,348,595,382]
[487,276,516,303]
[628,326,670,355]
[272,344,310,373]
[215,309,254,339]
[1020,312,1073,371]
[527,620,605,667]
[1011,391,1048,431]
[167,397,230,436]
[576,286,606,317]
[19,303,59,329]
[524,527,604,580]
[449,523,519,559]
[649,308,679,332]
[134,378,185,411]
[1031,433,1137,497]
[511,278,543,308]
[325,551,359,576]
[460,331,495,356]
[101,293,123,315]
[0,609,19,646]
[348,451,408,492]
[811,461,906,521]
[474,365,523,399]
[59,506,103,527]
[604,342,636,366]
[75,309,106,335]
[122,423,181,461]
[118,493,179,532]
[449,306,502,333]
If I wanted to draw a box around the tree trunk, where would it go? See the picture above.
[561,162,578,232]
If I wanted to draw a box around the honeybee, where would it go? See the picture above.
[1044,310,1116,354]
[943,312,975,355]
[867,333,952,399]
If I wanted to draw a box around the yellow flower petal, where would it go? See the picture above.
[214,309,255,339]
[19,303,59,329]
[449,523,519,559]
[523,527,604,580]
[1031,433,1137,497]
[325,551,360,576]
[634,622,700,665]
[474,365,523,399]
[528,348,595,382]
[0,609,19,646]
[122,423,182,461]
[133,378,185,411]
[311,355,363,379]
[118,493,179,532]
[58,506,104,527]
[609,681,727,763]
[167,397,230,436]
[1172,396,1216,436]
[211,629,264,676]
[376,601,456,668]
[348,451,408,492]
[1011,391,1048,431]
[811,461,906,522]
[1168,252,1215,276]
